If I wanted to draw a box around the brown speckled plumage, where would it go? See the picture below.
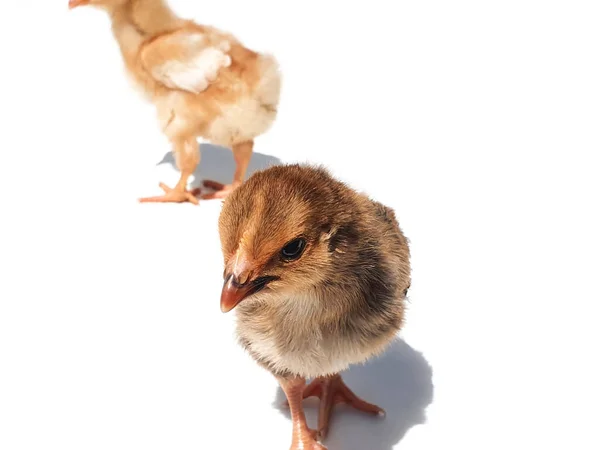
[218,164,411,448]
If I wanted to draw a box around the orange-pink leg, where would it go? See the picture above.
[139,137,201,205]
[279,377,327,450]
[301,374,385,440]
[202,140,253,200]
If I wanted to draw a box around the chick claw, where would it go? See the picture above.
[138,183,201,205]
[200,180,240,200]
[288,375,385,440]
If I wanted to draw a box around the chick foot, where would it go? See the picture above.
[301,374,385,440]
[290,429,326,450]
[138,183,201,205]
[200,180,241,200]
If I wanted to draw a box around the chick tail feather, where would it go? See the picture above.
[255,53,282,114]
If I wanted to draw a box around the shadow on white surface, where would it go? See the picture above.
[273,339,433,450]
[157,143,282,190]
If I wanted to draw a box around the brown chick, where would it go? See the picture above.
[217,164,411,449]
[69,0,281,204]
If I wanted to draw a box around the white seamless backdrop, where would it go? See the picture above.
[0,1,598,450]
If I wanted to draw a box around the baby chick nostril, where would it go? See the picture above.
[223,273,242,289]
[230,273,252,288]
[230,275,242,288]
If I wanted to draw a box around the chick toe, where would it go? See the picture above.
[200,180,240,200]
[304,374,385,440]
[138,182,201,205]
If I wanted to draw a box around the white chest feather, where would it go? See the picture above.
[237,295,374,379]
[243,329,359,378]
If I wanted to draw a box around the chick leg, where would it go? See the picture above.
[279,377,327,450]
[302,374,384,440]
[201,140,253,199]
[139,138,201,205]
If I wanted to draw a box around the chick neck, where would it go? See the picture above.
[107,0,183,60]
[109,0,182,39]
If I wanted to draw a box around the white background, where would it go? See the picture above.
[1,1,599,449]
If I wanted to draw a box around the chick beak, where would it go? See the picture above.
[220,275,253,313]
[69,0,89,9]
[220,274,277,313]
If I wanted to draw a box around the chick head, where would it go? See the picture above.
[218,164,358,313]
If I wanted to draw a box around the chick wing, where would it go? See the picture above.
[140,29,231,94]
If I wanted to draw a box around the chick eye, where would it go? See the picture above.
[281,238,306,261]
